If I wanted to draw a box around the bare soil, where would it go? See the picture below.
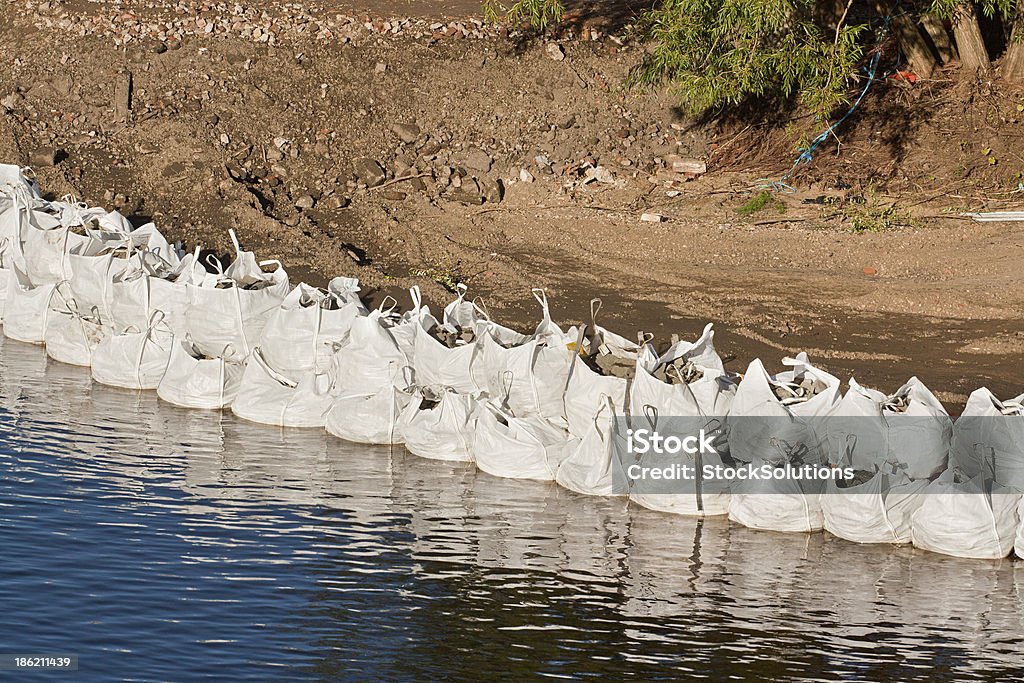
[2,0,1023,408]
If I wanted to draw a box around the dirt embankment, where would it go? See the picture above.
[2,0,1023,406]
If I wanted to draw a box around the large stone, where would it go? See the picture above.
[463,147,492,172]
[392,122,420,144]
[478,177,503,203]
[353,158,386,187]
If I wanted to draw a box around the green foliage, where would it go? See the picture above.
[736,190,786,216]
[483,0,565,31]
[410,258,463,292]
[842,192,916,233]
[630,1,865,118]
[928,0,1017,20]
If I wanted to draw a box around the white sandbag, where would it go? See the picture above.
[627,409,732,516]
[0,237,16,319]
[43,283,108,367]
[398,386,477,461]
[950,388,1024,489]
[821,468,928,544]
[726,353,841,533]
[555,397,627,496]
[564,299,649,439]
[157,337,244,410]
[827,377,950,480]
[411,284,488,393]
[1016,498,1024,559]
[258,278,365,373]
[91,312,175,390]
[331,302,408,393]
[2,266,55,344]
[20,200,105,286]
[911,469,1020,559]
[629,323,736,419]
[185,230,289,355]
[0,164,39,197]
[325,366,414,445]
[478,288,575,421]
[473,381,572,480]
[110,248,205,334]
[231,347,334,428]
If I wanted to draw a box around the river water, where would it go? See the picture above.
[0,337,1022,680]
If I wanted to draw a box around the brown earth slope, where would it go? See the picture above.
[1,0,1022,407]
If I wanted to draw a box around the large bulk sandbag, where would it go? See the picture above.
[911,469,1020,559]
[629,323,736,419]
[0,237,16,319]
[478,288,575,421]
[20,200,105,287]
[398,386,477,462]
[0,164,39,197]
[157,337,244,410]
[410,284,487,393]
[185,230,289,356]
[2,265,55,344]
[951,388,1024,490]
[258,278,365,374]
[231,347,334,428]
[821,467,928,544]
[473,381,572,480]
[555,396,627,496]
[727,353,841,532]
[381,287,438,361]
[91,312,174,390]
[827,377,950,480]
[1017,499,1024,559]
[66,219,179,319]
[43,283,108,367]
[325,367,414,445]
[564,300,650,439]
[110,247,205,335]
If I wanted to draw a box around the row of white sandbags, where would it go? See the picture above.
[3,164,1023,560]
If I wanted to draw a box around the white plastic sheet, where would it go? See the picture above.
[91,312,174,390]
[157,337,244,410]
[911,469,1020,559]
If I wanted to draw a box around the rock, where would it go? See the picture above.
[353,158,386,187]
[114,71,132,122]
[383,190,407,201]
[219,133,230,146]
[449,190,485,205]
[152,43,167,54]
[863,267,878,276]
[266,147,284,162]
[392,122,420,144]
[374,62,387,74]
[640,212,665,223]
[479,177,504,203]
[667,156,707,175]
[463,147,492,172]
[559,114,576,130]
[546,43,565,61]
[1,92,23,111]
[30,147,58,167]
[410,177,427,192]
[295,194,315,209]
[519,168,535,183]
[283,215,301,227]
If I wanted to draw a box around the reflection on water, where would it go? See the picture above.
[0,337,1022,680]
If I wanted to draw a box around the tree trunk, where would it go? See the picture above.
[1004,11,1024,81]
[920,14,957,64]
[891,13,937,79]
[951,2,990,72]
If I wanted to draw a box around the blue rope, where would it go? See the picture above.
[760,15,892,192]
